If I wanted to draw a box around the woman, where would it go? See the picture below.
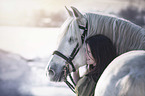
[73,34,117,96]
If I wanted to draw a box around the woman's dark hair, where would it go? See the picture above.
[85,34,117,82]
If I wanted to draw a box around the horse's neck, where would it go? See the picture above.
[86,13,116,37]
[85,13,144,55]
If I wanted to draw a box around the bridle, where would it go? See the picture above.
[53,21,88,93]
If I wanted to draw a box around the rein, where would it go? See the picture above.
[53,21,88,93]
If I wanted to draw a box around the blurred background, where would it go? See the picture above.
[0,0,145,96]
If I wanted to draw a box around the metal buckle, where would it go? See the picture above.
[64,63,69,81]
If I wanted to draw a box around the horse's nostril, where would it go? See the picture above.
[49,69,55,77]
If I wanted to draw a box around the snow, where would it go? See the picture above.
[0,49,75,96]
[0,49,30,96]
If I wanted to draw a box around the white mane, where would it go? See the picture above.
[84,13,145,55]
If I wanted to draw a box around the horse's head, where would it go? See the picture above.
[46,7,87,82]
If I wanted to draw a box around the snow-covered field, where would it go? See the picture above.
[0,27,75,96]
[0,49,75,96]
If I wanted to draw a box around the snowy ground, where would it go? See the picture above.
[0,49,75,96]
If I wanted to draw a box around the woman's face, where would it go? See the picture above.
[86,44,96,66]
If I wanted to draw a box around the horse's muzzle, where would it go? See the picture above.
[47,66,55,79]
[48,68,55,77]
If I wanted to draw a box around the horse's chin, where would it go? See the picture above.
[50,78,64,82]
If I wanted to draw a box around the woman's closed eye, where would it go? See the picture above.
[87,50,91,54]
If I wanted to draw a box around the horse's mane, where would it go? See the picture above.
[84,13,145,55]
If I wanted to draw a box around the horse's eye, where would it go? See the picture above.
[69,37,74,43]
[68,36,78,44]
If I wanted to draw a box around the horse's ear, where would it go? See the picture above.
[71,6,83,18]
[65,6,73,17]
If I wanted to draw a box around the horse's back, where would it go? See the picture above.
[95,50,145,96]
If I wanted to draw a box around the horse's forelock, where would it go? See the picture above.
[58,17,73,43]
[60,17,83,47]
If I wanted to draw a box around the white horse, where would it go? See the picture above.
[95,50,145,96]
[46,7,145,95]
